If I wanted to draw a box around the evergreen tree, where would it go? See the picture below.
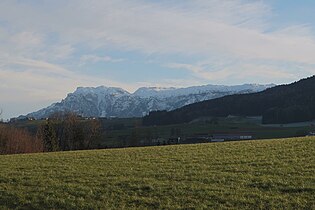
[37,120,59,152]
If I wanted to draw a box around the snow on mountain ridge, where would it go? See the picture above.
[25,83,275,119]
[133,83,274,98]
[74,86,130,95]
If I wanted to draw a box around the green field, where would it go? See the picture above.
[99,116,314,147]
[0,137,314,209]
[11,116,313,148]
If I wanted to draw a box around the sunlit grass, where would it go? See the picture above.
[0,137,314,209]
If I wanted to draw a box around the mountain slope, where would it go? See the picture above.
[26,84,273,119]
[143,76,315,125]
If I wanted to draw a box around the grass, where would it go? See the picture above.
[0,137,314,209]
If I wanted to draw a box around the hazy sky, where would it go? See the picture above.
[1,0,315,119]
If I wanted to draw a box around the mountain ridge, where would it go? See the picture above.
[24,83,274,119]
[143,76,315,125]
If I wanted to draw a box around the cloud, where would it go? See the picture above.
[1,57,135,97]
[1,0,314,63]
[0,57,136,118]
[80,55,124,64]
[10,31,43,47]
[167,61,305,85]
[1,0,315,118]
[1,1,315,66]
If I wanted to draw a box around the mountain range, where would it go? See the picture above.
[25,83,274,119]
[143,76,315,125]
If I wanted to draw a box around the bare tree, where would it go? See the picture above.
[84,119,101,149]
[63,113,85,150]
[0,109,3,123]
[0,125,43,155]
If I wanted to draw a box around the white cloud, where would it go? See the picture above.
[167,61,313,85]
[0,57,136,118]
[10,31,43,47]
[80,55,124,64]
[1,0,314,64]
[1,0,315,118]
[45,44,75,60]
[1,1,315,66]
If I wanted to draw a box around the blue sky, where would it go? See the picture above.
[1,0,315,119]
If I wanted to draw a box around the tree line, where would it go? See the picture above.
[38,113,101,152]
[0,112,101,155]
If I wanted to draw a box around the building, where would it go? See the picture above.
[307,131,315,136]
[211,138,225,142]
[211,133,253,141]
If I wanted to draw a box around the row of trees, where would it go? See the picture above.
[0,109,42,154]
[0,124,43,155]
[37,113,102,152]
[0,112,102,155]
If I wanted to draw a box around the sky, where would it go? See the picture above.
[1,0,315,120]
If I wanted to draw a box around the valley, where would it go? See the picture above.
[2,1,315,209]
[11,115,314,149]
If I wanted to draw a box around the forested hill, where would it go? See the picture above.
[143,76,315,125]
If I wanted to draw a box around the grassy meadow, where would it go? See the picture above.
[0,137,314,209]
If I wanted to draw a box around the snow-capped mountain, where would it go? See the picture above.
[26,83,275,119]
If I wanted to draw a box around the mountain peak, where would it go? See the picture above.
[133,87,176,98]
[74,86,130,95]
[26,83,274,119]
